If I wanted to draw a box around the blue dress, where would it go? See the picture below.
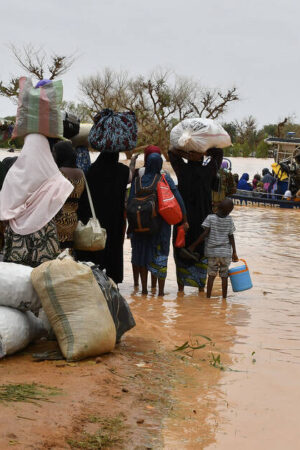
[129,171,186,279]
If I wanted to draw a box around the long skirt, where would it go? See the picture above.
[148,244,168,279]
[3,220,60,268]
[174,250,208,288]
[131,223,171,280]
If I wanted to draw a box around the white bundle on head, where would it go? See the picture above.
[170,118,232,154]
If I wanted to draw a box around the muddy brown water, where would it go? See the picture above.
[122,206,300,449]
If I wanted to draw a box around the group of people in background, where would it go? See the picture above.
[236,159,300,200]
[0,134,239,298]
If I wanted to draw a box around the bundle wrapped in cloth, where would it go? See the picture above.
[88,108,137,152]
[12,77,63,139]
[170,118,231,154]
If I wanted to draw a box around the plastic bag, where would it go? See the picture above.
[90,265,136,342]
[74,218,107,252]
[31,259,116,361]
[88,108,137,152]
[0,262,41,314]
[12,77,63,140]
[174,225,186,248]
[0,307,47,358]
[157,174,182,225]
[170,118,231,154]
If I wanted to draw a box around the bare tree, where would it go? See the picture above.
[190,86,239,119]
[79,68,239,154]
[61,100,93,123]
[0,43,76,100]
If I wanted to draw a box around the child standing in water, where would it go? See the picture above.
[189,198,238,299]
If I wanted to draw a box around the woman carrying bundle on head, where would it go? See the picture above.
[77,151,130,285]
[169,147,223,293]
[53,141,85,250]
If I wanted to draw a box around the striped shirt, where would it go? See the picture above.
[202,214,235,258]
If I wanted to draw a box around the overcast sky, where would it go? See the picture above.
[0,0,299,126]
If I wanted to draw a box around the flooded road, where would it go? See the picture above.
[122,206,300,449]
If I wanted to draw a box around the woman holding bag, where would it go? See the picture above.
[53,141,85,250]
[77,151,129,284]
[128,153,188,296]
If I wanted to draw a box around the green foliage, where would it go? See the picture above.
[67,414,125,449]
[0,383,62,404]
[255,139,269,158]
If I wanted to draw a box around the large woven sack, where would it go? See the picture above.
[12,77,63,139]
[31,259,116,361]
[88,108,137,152]
[170,118,231,154]
[0,262,41,315]
[0,307,47,358]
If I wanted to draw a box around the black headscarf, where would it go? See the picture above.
[169,148,223,253]
[0,156,18,190]
[54,141,77,168]
[77,151,129,284]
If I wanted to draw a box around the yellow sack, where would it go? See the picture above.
[271,163,288,181]
[31,259,116,361]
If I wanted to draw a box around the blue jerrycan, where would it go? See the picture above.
[228,259,253,292]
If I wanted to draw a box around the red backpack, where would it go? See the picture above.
[157,174,182,225]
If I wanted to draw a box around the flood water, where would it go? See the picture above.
[122,201,300,448]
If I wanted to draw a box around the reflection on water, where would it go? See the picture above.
[122,206,300,449]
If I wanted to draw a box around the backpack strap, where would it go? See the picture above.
[136,173,161,195]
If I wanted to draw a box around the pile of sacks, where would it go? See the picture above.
[0,259,135,361]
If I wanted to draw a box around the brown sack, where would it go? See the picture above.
[31,259,116,361]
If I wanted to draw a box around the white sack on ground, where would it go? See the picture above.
[31,259,116,361]
[0,262,41,314]
[38,308,56,340]
[0,307,47,358]
[170,118,231,154]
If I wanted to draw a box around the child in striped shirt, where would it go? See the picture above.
[189,198,238,299]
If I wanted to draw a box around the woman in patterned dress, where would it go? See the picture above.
[0,134,73,267]
[169,148,223,293]
[53,141,85,250]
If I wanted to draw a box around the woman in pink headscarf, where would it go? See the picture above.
[0,133,73,267]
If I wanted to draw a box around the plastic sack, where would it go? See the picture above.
[90,265,136,342]
[157,174,182,225]
[88,108,137,152]
[12,77,63,140]
[38,308,56,340]
[31,259,116,361]
[174,225,185,248]
[74,218,107,252]
[71,123,92,148]
[0,307,47,358]
[0,262,41,315]
[170,118,231,154]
